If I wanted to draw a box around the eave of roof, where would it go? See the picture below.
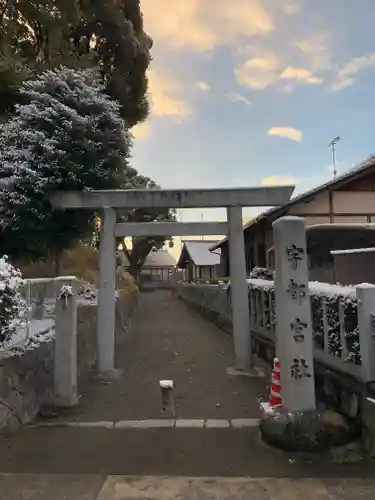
[307,223,375,232]
[210,155,375,251]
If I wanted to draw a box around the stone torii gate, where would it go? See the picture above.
[51,186,294,378]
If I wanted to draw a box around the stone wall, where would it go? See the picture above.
[0,291,138,434]
[0,340,54,433]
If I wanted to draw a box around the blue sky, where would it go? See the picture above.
[130,0,375,251]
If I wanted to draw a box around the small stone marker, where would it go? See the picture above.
[159,380,175,417]
[272,216,315,412]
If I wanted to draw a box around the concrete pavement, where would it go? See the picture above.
[2,475,375,500]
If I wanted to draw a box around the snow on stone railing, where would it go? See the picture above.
[6,276,104,354]
[22,277,99,320]
[247,278,360,366]
[175,278,375,382]
[58,284,74,309]
[0,271,58,358]
[23,277,65,321]
[2,276,80,357]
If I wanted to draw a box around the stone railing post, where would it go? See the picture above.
[54,277,78,407]
[32,285,45,320]
[273,216,315,412]
[357,284,375,382]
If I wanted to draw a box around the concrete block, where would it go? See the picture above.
[76,421,114,428]
[175,419,205,428]
[114,419,175,429]
[231,418,260,428]
[205,419,230,428]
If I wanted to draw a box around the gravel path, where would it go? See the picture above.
[55,290,266,422]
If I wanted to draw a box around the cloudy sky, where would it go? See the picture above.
[130,0,375,255]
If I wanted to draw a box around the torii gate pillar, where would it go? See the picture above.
[227,205,251,370]
[97,207,117,378]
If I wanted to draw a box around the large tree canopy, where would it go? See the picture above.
[0,0,152,125]
[0,66,134,262]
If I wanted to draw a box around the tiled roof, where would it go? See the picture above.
[119,249,176,268]
[177,241,220,267]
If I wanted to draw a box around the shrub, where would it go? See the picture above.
[249,267,274,281]
[0,256,27,344]
[16,245,138,295]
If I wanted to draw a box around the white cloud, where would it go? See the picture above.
[131,68,192,140]
[235,51,323,90]
[225,91,252,105]
[268,126,303,142]
[295,33,331,72]
[280,67,323,85]
[262,174,296,185]
[331,53,375,91]
[283,0,300,14]
[131,121,152,140]
[148,69,191,120]
[234,31,330,93]
[195,81,210,91]
[140,0,274,52]
[235,53,282,90]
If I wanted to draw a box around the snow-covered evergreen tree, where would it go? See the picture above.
[0,256,27,344]
[0,66,132,262]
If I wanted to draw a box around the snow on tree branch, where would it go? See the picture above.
[0,256,27,345]
[0,66,134,260]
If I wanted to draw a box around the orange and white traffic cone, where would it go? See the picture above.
[269,358,282,407]
[260,358,282,413]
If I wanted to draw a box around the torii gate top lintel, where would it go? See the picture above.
[50,185,294,210]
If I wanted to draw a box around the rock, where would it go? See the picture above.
[320,409,348,427]
[38,407,58,419]
[361,395,375,458]
[361,425,375,458]
[341,390,359,418]
[260,407,321,452]
[260,407,358,452]
[0,403,22,435]
[330,440,364,463]
[318,409,357,447]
